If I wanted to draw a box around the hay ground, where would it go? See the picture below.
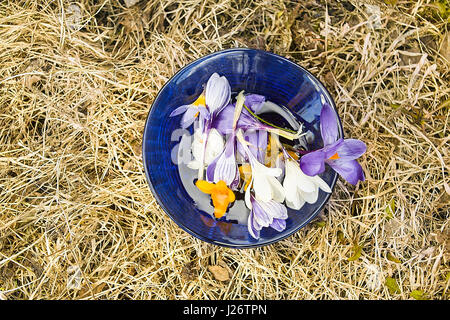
[0,0,449,300]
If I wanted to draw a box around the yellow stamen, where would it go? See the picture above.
[329,152,340,160]
[239,164,252,191]
[193,94,206,107]
[287,150,299,161]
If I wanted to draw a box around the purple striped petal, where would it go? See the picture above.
[257,199,288,220]
[205,73,231,115]
[211,104,235,135]
[180,107,199,129]
[256,130,267,163]
[206,154,219,182]
[212,103,265,135]
[251,198,272,227]
[236,130,267,163]
[248,210,261,239]
[270,218,286,232]
[246,130,259,160]
[245,94,266,113]
[327,158,365,185]
[299,150,326,176]
[212,135,237,185]
[320,103,339,146]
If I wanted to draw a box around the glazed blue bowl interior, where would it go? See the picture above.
[143,48,342,248]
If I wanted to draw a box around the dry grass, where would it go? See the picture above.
[0,0,449,300]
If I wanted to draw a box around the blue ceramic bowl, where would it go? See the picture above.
[142,48,342,248]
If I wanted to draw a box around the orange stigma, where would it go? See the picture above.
[329,152,340,160]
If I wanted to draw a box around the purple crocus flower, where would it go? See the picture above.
[212,103,270,135]
[169,95,210,129]
[170,72,230,128]
[206,133,239,188]
[246,191,288,240]
[299,103,366,185]
[211,94,265,134]
[236,129,267,163]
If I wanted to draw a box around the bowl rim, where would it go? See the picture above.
[142,47,342,249]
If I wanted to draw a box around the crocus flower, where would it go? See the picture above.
[283,157,331,210]
[205,73,231,115]
[169,94,210,129]
[205,92,245,189]
[237,130,285,203]
[245,184,288,240]
[205,133,239,187]
[196,73,232,180]
[195,180,235,218]
[188,128,224,170]
[299,103,366,185]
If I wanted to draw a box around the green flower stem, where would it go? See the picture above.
[242,104,301,140]
[242,104,297,134]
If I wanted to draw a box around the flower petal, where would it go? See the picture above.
[243,129,267,163]
[283,174,302,209]
[211,104,235,135]
[270,218,286,232]
[206,155,218,182]
[169,104,189,117]
[328,159,365,185]
[197,105,211,121]
[310,175,332,193]
[320,103,339,146]
[187,160,200,170]
[299,188,319,204]
[213,149,237,185]
[257,162,282,177]
[334,139,367,160]
[267,176,285,203]
[299,150,326,176]
[251,198,272,227]
[286,160,316,193]
[253,174,272,202]
[247,210,260,240]
[195,180,215,194]
[180,107,199,129]
[257,200,288,220]
[212,103,262,135]
[285,196,305,210]
[256,130,268,163]
[204,129,225,165]
[244,94,266,113]
[205,73,231,114]
[244,179,253,209]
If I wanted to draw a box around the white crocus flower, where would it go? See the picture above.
[283,159,331,210]
[188,128,224,170]
[237,130,285,203]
